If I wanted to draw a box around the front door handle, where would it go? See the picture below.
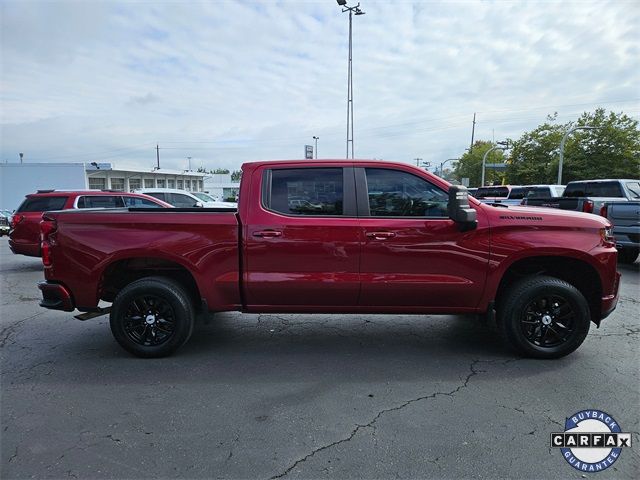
[253,230,282,238]
[366,231,396,240]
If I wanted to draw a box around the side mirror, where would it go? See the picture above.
[194,201,204,208]
[448,185,477,231]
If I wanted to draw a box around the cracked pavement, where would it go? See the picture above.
[1,240,638,479]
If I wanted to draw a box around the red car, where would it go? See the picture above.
[9,190,171,257]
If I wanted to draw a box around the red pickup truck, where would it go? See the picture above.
[38,160,620,359]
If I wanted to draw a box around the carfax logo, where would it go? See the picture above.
[550,409,632,472]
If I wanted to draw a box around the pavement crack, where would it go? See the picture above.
[0,312,45,348]
[270,359,483,479]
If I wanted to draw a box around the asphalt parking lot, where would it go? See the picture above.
[1,239,638,479]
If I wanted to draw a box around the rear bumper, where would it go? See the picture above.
[38,281,75,312]
[8,238,41,257]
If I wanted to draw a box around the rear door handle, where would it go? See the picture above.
[366,231,396,240]
[253,230,282,238]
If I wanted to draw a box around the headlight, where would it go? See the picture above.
[600,227,615,247]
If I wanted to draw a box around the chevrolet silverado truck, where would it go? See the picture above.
[600,201,640,264]
[37,160,620,359]
[523,179,640,214]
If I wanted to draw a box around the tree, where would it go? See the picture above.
[453,140,505,187]
[505,109,640,184]
[211,168,230,174]
[505,114,565,185]
[561,109,639,182]
[231,170,242,182]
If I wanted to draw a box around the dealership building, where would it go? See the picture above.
[0,162,209,211]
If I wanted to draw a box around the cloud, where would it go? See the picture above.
[1,0,638,171]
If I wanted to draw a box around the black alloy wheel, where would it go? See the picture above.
[110,277,195,358]
[498,275,591,359]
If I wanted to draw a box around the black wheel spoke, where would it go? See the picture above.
[122,294,175,347]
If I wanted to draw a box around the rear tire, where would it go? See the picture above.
[110,276,195,358]
[497,275,590,359]
[618,248,639,264]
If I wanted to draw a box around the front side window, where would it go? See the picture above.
[265,168,344,216]
[365,168,448,217]
[77,196,124,209]
[145,192,166,202]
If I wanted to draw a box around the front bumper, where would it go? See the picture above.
[38,281,75,312]
[600,271,621,321]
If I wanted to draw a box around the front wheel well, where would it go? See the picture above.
[100,257,201,309]
[495,256,602,323]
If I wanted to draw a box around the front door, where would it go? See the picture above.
[243,165,361,310]
[357,167,489,310]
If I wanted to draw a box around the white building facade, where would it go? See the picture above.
[86,163,207,192]
[203,174,240,201]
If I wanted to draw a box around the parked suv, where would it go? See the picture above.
[135,188,237,208]
[9,190,171,257]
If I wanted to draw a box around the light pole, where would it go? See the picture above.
[337,1,365,159]
[313,136,319,159]
[481,142,508,186]
[187,156,192,171]
[558,125,599,185]
[439,158,459,178]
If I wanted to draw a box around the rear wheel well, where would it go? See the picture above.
[495,256,602,323]
[100,258,201,310]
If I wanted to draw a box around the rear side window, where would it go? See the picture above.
[589,182,623,197]
[145,192,166,202]
[17,196,68,212]
[365,168,448,217]
[474,187,510,199]
[265,168,344,216]
[76,196,124,208]
[169,193,197,208]
[508,187,525,200]
[123,196,164,208]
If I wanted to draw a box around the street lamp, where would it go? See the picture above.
[337,1,365,159]
[481,141,509,186]
[558,126,599,185]
[439,158,459,178]
[313,136,319,159]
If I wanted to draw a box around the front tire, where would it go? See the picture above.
[498,275,590,359]
[110,277,195,358]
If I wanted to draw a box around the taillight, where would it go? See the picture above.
[600,204,608,218]
[582,200,594,214]
[10,214,23,229]
[40,218,57,267]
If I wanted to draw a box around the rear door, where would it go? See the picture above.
[357,166,489,310]
[243,165,360,309]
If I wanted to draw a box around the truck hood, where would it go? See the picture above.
[481,204,610,229]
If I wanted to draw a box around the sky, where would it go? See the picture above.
[1,0,638,173]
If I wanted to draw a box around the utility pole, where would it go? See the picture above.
[337,1,365,159]
[415,157,423,167]
[187,156,192,171]
[156,144,160,170]
[470,112,476,153]
[313,136,319,159]
[19,152,24,164]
